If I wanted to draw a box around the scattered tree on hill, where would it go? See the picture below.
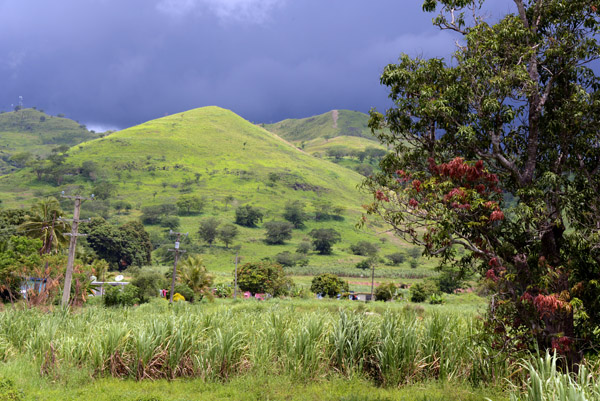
[350,241,378,256]
[364,0,600,362]
[235,205,263,227]
[176,195,205,216]
[296,240,312,254]
[310,273,348,298]
[217,223,238,248]
[141,204,177,225]
[282,200,309,228]
[198,217,220,247]
[308,228,341,255]
[375,282,397,302]
[92,181,116,200]
[275,251,308,267]
[264,221,294,245]
[386,252,406,266]
[0,236,42,303]
[236,261,291,296]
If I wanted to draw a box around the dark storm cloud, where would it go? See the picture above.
[0,0,513,129]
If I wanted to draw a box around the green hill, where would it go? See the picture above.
[0,108,97,175]
[264,110,387,177]
[0,107,411,273]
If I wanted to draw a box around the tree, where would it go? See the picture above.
[178,255,214,300]
[308,228,341,255]
[282,200,309,228]
[198,217,220,247]
[217,223,238,248]
[350,241,378,256]
[236,261,292,296]
[264,221,294,245]
[176,195,205,216]
[310,273,348,298]
[18,197,69,254]
[235,205,263,227]
[83,218,151,270]
[364,0,600,362]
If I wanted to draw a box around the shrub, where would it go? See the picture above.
[436,270,464,294]
[374,282,397,301]
[409,283,427,303]
[282,201,309,228]
[386,252,406,265]
[236,261,292,296]
[350,241,378,256]
[214,283,232,298]
[173,293,185,302]
[409,258,419,269]
[167,284,195,303]
[264,221,294,245]
[429,293,444,305]
[355,259,373,270]
[275,251,308,267]
[296,241,312,254]
[104,284,140,307]
[310,273,349,298]
[130,271,166,303]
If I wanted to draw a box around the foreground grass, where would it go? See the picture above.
[0,368,508,401]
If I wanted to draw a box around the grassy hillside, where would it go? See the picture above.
[0,108,97,174]
[0,106,422,274]
[264,110,375,142]
[264,110,387,178]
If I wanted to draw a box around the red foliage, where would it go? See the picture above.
[490,210,505,221]
[412,179,422,192]
[408,198,419,207]
[534,294,567,318]
[551,336,572,355]
[375,190,389,202]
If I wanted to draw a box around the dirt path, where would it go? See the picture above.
[332,110,339,129]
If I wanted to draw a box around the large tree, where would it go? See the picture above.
[364,0,600,362]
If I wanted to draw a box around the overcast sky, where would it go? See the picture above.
[0,0,514,131]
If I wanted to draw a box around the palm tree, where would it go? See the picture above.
[19,197,70,254]
[179,254,214,299]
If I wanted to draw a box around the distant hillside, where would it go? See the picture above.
[264,110,387,177]
[264,110,376,144]
[0,108,97,175]
[0,107,406,272]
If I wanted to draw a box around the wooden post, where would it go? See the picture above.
[168,231,187,303]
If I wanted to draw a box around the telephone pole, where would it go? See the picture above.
[60,193,93,307]
[370,261,375,302]
[168,230,187,304]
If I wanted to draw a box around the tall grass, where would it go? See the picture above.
[512,352,600,401]
[0,301,510,387]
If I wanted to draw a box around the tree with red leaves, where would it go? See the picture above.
[363,0,600,364]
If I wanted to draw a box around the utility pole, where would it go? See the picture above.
[60,193,93,307]
[232,245,241,299]
[370,261,375,302]
[168,230,187,304]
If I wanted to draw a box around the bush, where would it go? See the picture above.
[236,261,292,296]
[296,241,312,254]
[386,252,406,265]
[436,270,464,294]
[350,241,378,256]
[214,283,232,298]
[310,273,349,298]
[429,293,444,305]
[282,201,308,228]
[374,282,397,301]
[130,271,166,303]
[275,251,308,267]
[409,283,427,303]
[355,259,373,270]
[104,284,140,307]
[167,283,195,303]
[264,221,294,245]
[409,258,419,269]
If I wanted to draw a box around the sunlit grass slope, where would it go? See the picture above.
[0,108,96,174]
[264,110,385,154]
